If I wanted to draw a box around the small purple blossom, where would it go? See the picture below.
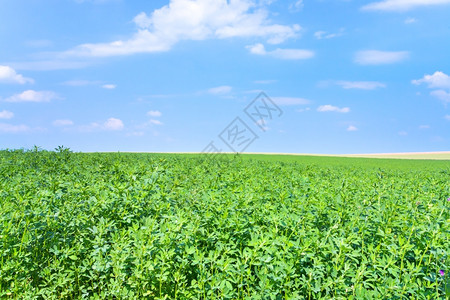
[447,197,450,202]
[439,270,445,276]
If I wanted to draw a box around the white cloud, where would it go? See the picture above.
[272,48,314,60]
[0,123,30,133]
[65,31,171,57]
[74,0,119,3]
[296,107,310,112]
[254,79,277,84]
[398,131,408,136]
[317,105,350,113]
[419,125,430,129]
[62,80,99,86]
[347,125,358,131]
[133,12,153,28]
[79,117,124,132]
[335,81,386,90]
[247,43,314,60]
[314,31,331,40]
[53,119,74,126]
[127,131,145,137]
[289,0,303,12]
[62,80,116,89]
[260,0,276,5]
[413,71,450,104]
[0,110,14,119]
[208,85,232,94]
[354,50,409,65]
[272,97,310,105]
[149,119,163,125]
[247,43,266,55]
[445,115,450,121]
[102,84,116,89]
[134,118,164,131]
[0,65,34,84]
[362,0,450,11]
[64,0,301,57]
[147,110,162,117]
[404,17,417,24]
[7,60,89,71]
[255,119,269,131]
[4,90,60,103]
[103,118,124,130]
[412,71,450,89]
[430,90,450,104]
[314,28,344,40]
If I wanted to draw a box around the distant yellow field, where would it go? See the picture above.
[339,151,450,160]
[136,151,450,160]
[241,151,450,160]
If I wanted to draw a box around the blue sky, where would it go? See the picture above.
[1,0,450,154]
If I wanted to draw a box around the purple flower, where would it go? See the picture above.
[447,197,450,202]
[439,270,445,276]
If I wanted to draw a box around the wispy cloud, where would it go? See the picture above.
[334,80,386,90]
[289,0,303,12]
[354,50,409,65]
[102,84,116,89]
[317,105,350,113]
[272,97,311,105]
[62,80,116,89]
[0,110,14,120]
[404,17,417,24]
[74,0,119,3]
[445,115,450,121]
[362,0,450,11]
[0,123,31,133]
[255,119,269,131]
[53,119,74,127]
[62,80,101,86]
[7,60,90,71]
[430,90,450,104]
[0,65,34,84]
[149,119,163,126]
[347,125,358,131]
[80,117,124,132]
[4,90,60,103]
[134,117,164,133]
[247,43,314,60]
[208,85,232,94]
[254,79,277,84]
[147,110,162,117]
[314,28,344,40]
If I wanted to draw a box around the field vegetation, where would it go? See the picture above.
[0,148,449,299]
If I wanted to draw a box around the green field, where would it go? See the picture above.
[0,149,449,299]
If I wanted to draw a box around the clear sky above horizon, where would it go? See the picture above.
[1,0,449,154]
